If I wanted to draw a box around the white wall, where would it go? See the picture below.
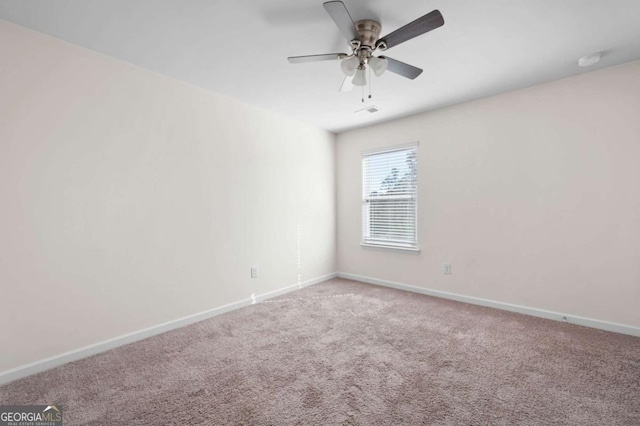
[337,60,640,329]
[0,20,336,374]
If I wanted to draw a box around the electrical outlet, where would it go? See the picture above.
[251,266,258,279]
[443,263,452,275]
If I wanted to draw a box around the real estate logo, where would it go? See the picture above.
[0,405,62,426]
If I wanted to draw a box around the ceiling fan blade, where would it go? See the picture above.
[380,56,423,79]
[339,75,354,92]
[323,1,359,42]
[379,10,444,50]
[288,53,347,64]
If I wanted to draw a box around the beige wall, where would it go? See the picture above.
[0,20,336,373]
[2,16,639,376]
[337,60,640,328]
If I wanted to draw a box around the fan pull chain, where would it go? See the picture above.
[368,67,372,100]
[361,83,364,103]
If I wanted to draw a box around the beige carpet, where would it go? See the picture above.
[1,278,639,425]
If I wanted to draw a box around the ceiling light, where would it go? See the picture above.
[368,56,388,77]
[352,67,367,86]
[578,53,602,67]
[341,56,359,76]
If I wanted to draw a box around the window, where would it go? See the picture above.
[362,143,418,251]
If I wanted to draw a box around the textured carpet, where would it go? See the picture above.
[1,278,639,425]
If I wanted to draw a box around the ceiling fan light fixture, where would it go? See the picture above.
[352,67,367,86]
[368,56,388,77]
[341,56,359,76]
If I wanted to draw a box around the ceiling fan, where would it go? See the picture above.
[287,1,444,95]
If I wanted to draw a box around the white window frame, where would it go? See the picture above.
[361,142,419,253]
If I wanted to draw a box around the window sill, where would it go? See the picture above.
[360,243,421,254]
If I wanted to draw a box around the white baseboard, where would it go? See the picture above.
[0,273,337,386]
[337,272,640,338]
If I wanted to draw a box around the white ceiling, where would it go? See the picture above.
[1,0,640,133]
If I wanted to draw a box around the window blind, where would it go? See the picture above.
[362,144,418,248]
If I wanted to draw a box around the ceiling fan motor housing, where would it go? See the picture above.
[354,20,382,48]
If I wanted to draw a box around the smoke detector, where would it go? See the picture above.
[578,53,602,67]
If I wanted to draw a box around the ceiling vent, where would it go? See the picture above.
[355,105,381,115]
